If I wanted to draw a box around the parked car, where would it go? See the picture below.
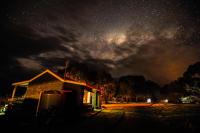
[5,98,38,118]
[180,96,200,104]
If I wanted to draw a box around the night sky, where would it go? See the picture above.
[1,0,200,93]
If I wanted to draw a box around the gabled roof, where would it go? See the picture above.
[12,69,63,86]
[12,69,98,91]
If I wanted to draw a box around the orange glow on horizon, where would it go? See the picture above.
[102,103,168,109]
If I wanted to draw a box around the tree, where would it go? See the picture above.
[162,61,200,102]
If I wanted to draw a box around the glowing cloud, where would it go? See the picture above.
[105,33,127,45]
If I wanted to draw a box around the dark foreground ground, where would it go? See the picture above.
[0,103,200,133]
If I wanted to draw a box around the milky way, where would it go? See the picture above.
[1,0,200,85]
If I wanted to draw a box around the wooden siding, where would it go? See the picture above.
[25,73,63,99]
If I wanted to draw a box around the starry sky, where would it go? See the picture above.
[1,0,200,92]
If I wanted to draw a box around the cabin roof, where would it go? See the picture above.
[12,69,98,91]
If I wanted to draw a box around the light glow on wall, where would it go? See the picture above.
[87,92,91,103]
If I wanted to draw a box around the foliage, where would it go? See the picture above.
[115,75,160,102]
[163,61,200,102]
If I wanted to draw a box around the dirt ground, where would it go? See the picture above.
[0,103,200,133]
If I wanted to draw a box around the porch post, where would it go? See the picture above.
[92,89,97,109]
[92,90,101,109]
[96,93,100,108]
[11,86,17,101]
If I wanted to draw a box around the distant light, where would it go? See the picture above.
[147,98,151,103]
[164,99,168,103]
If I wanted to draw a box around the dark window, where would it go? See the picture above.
[15,86,27,97]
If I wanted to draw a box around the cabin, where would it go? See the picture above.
[10,69,101,115]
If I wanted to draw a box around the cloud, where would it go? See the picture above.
[38,50,72,59]
[160,28,177,39]
[110,37,200,84]
[2,21,199,85]
[16,58,42,70]
[1,25,68,57]
[127,31,155,46]
[26,22,199,85]
[1,0,200,87]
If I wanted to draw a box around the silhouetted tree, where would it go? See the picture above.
[162,61,200,102]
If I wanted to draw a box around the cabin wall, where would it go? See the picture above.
[26,80,63,99]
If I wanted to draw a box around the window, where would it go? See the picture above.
[83,90,91,104]
[15,86,27,98]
